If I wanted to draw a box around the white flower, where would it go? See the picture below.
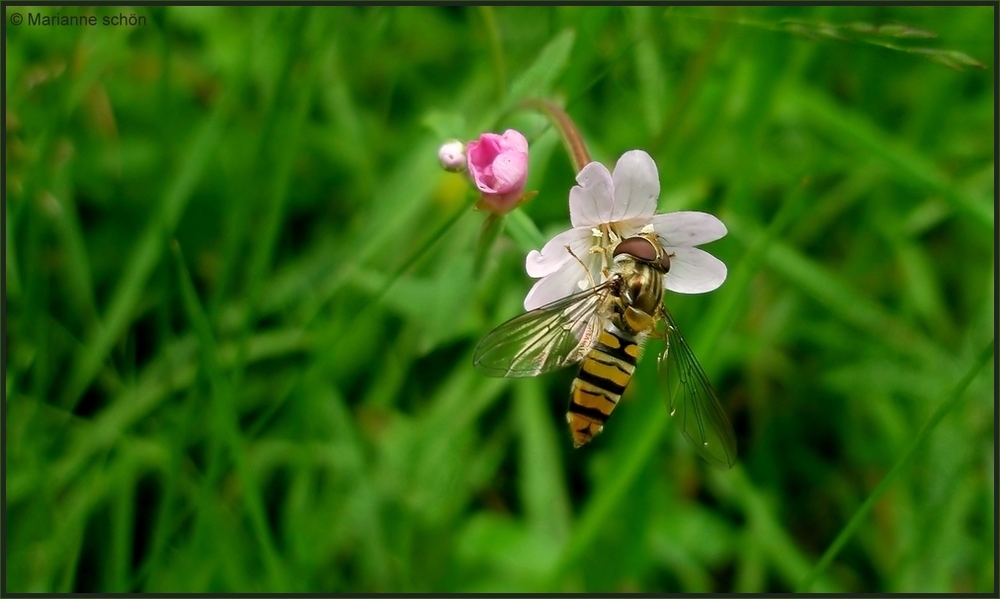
[523,149,727,311]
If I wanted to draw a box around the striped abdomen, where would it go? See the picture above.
[567,324,641,447]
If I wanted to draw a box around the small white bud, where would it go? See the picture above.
[438,140,467,172]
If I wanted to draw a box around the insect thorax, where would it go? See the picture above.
[608,257,663,335]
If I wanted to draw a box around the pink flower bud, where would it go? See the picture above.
[466,129,529,214]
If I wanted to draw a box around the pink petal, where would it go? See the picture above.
[610,150,659,222]
[500,129,528,152]
[468,131,528,194]
[525,227,595,278]
[663,247,728,294]
[490,150,528,192]
[650,211,728,247]
[467,140,497,191]
[569,161,615,228]
[467,135,500,165]
[475,169,495,191]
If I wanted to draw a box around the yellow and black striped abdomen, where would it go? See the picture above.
[567,325,640,447]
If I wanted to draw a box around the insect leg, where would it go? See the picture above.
[565,244,599,289]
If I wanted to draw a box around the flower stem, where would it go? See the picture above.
[520,98,591,172]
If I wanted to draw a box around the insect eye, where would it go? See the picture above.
[613,237,658,262]
[660,253,671,273]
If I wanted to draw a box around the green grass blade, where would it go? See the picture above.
[783,84,991,232]
[727,214,954,370]
[628,6,667,137]
[796,340,994,592]
[232,9,318,389]
[478,6,507,97]
[170,241,289,591]
[515,379,571,543]
[478,28,576,131]
[508,29,576,109]
[60,91,232,409]
[505,207,546,252]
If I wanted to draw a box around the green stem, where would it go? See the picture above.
[520,98,591,172]
[373,194,476,304]
[796,340,994,591]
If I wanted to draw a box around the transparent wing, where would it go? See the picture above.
[474,282,614,378]
[657,307,737,468]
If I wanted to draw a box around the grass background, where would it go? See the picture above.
[4,4,995,593]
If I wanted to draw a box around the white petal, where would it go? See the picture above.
[569,161,615,228]
[611,150,659,222]
[650,211,727,247]
[523,260,594,311]
[525,227,593,278]
[614,217,650,241]
[663,247,728,294]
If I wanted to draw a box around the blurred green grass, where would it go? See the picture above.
[4,4,994,593]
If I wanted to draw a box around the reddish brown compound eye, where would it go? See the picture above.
[660,252,671,273]
[613,236,658,262]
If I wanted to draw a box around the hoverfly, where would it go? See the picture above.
[473,232,737,467]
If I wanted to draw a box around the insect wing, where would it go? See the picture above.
[657,307,737,468]
[474,282,613,378]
